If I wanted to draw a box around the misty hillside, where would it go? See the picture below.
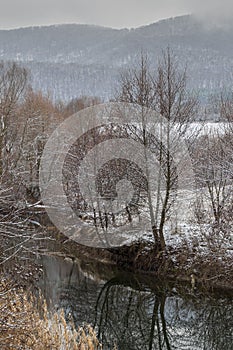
[0,14,233,102]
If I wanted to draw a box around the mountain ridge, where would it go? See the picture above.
[0,14,193,32]
[0,14,232,102]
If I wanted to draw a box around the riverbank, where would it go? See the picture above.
[42,225,233,296]
[2,202,232,295]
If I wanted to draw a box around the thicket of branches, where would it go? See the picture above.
[1,56,232,256]
[0,55,231,265]
[115,51,232,252]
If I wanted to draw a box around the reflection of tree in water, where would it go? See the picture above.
[94,276,173,350]
[193,298,233,350]
[93,275,233,350]
[40,257,233,350]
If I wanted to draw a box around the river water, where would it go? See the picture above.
[38,255,233,350]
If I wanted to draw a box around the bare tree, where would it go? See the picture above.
[154,49,198,248]
[194,133,232,234]
[0,62,28,176]
[117,54,156,109]
[1,87,65,206]
[192,91,233,249]
[116,50,198,250]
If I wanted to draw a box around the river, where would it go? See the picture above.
[38,255,233,350]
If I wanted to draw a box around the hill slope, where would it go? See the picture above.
[0,15,233,102]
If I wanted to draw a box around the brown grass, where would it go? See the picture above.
[0,277,103,350]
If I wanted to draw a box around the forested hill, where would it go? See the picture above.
[0,14,233,102]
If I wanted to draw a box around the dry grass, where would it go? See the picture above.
[0,277,103,350]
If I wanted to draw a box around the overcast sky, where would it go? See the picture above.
[0,0,232,29]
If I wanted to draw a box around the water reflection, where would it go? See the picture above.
[39,256,233,350]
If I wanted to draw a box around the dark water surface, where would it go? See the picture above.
[38,255,233,350]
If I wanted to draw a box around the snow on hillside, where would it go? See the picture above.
[0,15,233,103]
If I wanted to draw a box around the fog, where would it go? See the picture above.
[190,0,233,24]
